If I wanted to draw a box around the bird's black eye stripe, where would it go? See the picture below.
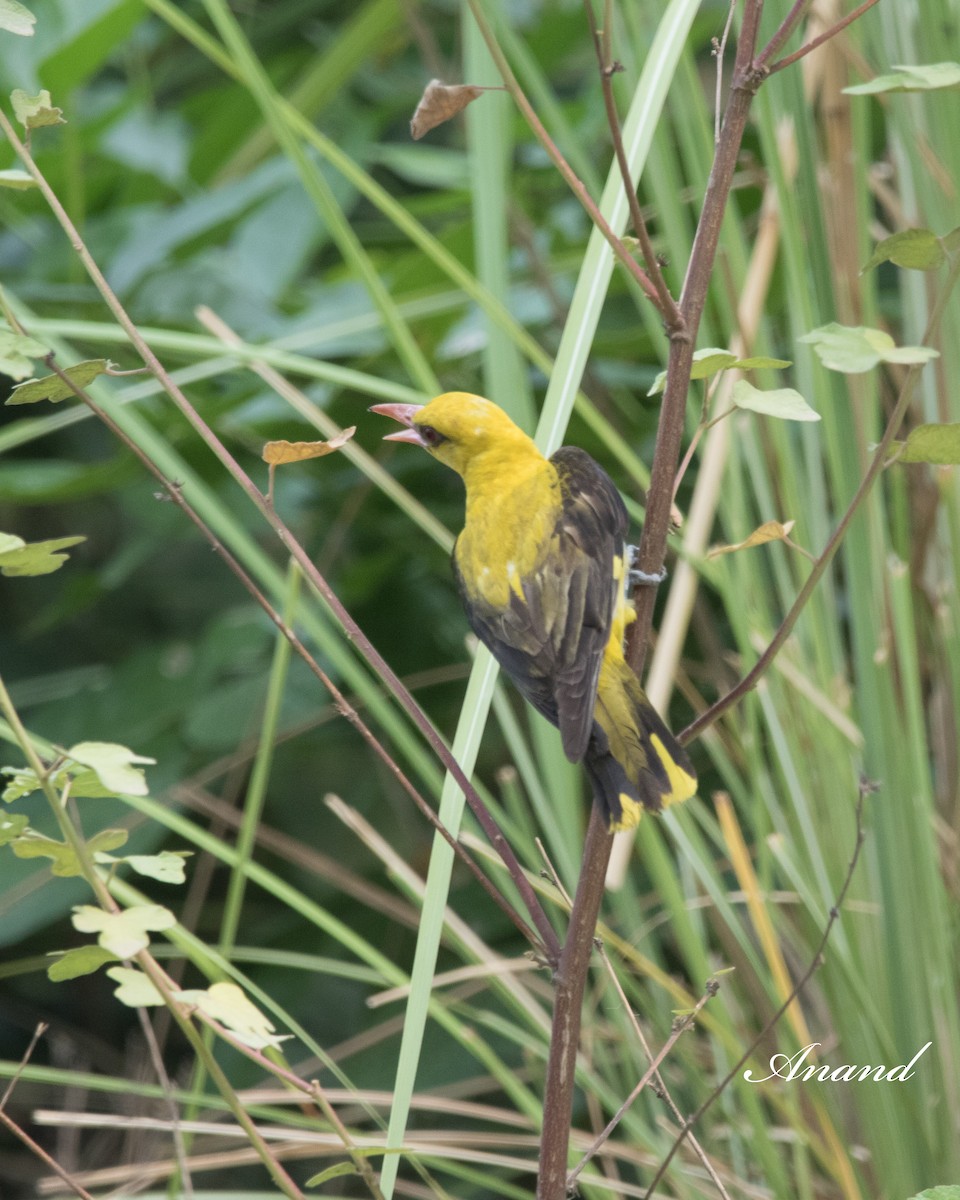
[418,424,448,447]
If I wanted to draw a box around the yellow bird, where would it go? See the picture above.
[372,392,696,831]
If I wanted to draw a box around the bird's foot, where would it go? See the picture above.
[626,544,667,588]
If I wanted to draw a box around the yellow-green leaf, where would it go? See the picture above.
[862,229,945,274]
[95,849,192,884]
[0,811,29,844]
[48,944,118,982]
[0,168,36,190]
[11,88,65,129]
[72,903,175,957]
[0,328,48,379]
[7,359,112,405]
[66,741,155,796]
[647,348,791,395]
[1,766,40,802]
[306,1162,361,1185]
[0,2,36,37]
[177,981,291,1049]
[845,62,960,95]
[891,423,960,465]
[107,966,165,1007]
[800,323,939,374]
[731,380,820,421]
[0,533,86,577]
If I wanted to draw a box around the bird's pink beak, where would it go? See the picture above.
[369,402,426,445]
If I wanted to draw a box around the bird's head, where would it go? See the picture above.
[370,391,533,477]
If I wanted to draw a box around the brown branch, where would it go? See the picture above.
[537,6,773,1195]
[625,0,765,671]
[536,804,613,1199]
[643,783,869,1199]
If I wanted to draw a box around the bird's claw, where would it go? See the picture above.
[626,545,667,588]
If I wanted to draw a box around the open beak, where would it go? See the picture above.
[368,402,426,445]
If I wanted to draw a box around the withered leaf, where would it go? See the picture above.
[410,79,490,140]
[708,519,795,559]
[262,427,356,465]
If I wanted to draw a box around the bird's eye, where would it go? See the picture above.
[418,424,447,448]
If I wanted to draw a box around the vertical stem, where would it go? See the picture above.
[627,4,765,669]
[538,6,767,1197]
[536,805,612,1198]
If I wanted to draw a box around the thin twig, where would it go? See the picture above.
[0,1022,47,1111]
[0,1024,96,1200]
[765,0,883,75]
[754,0,812,70]
[643,785,869,1199]
[567,977,720,1191]
[583,0,682,329]
[465,0,663,309]
[713,0,737,145]
[0,1108,96,1200]
[135,1007,194,1198]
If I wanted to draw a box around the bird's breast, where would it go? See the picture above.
[456,457,561,609]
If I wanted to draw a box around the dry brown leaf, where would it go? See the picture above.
[707,519,795,559]
[410,79,490,140]
[262,427,356,465]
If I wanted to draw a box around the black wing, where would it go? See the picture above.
[453,446,628,763]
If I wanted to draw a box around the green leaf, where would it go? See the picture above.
[11,88,65,129]
[0,328,49,379]
[11,833,80,876]
[862,229,945,274]
[66,741,155,796]
[11,828,128,876]
[844,62,960,95]
[72,903,176,957]
[1,767,40,803]
[907,1189,960,1200]
[0,811,29,844]
[0,168,36,189]
[47,944,118,982]
[800,323,939,374]
[7,359,113,405]
[176,981,291,1050]
[306,1162,361,1186]
[0,533,86,577]
[647,348,792,395]
[106,966,165,1007]
[95,850,192,884]
[731,380,821,422]
[891,423,960,465]
[0,0,36,36]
